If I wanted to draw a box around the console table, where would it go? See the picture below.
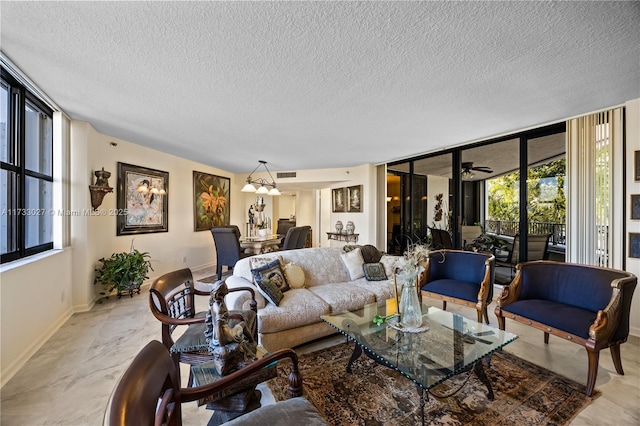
[326,232,359,243]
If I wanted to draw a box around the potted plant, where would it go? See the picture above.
[94,248,153,298]
[257,221,269,237]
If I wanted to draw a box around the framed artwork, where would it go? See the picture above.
[117,162,169,235]
[635,151,640,181]
[347,185,363,212]
[630,233,640,259]
[632,194,640,220]
[193,171,230,231]
[332,188,345,212]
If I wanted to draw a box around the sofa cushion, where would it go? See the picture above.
[518,263,616,312]
[283,262,305,289]
[309,282,376,313]
[258,289,331,333]
[350,278,396,305]
[234,247,351,287]
[363,262,387,281]
[502,299,597,339]
[224,397,327,426]
[380,254,401,278]
[340,248,365,280]
[169,311,208,353]
[422,279,480,304]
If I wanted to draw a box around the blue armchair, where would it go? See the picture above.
[495,261,637,396]
[420,249,495,324]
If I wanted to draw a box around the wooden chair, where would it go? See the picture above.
[103,340,326,426]
[421,249,495,324]
[210,226,252,280]
[149,268,257,386]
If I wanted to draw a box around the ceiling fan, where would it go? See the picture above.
[461,162,493,180]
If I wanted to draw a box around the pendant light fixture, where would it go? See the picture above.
[240,160,281,196]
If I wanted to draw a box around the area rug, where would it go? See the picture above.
[266,342,599,425]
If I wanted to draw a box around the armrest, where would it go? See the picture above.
[477,255,495,304]
[180,348,303,402]
[226,275,267,309]
[495,264,523,307]
[589,275,637,342]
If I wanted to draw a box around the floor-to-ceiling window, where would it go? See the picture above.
[386,122,566,262]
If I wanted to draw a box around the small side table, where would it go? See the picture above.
[191,346,277,424]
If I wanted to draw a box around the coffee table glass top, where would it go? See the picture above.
[321,302,518,390]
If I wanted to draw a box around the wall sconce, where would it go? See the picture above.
[89,167,114,210]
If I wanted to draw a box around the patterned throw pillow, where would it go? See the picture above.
[283,262,305,289]
[380,255,401,278]
[362,262,387,281]
[251,259,288,305]
[340,247,365,280]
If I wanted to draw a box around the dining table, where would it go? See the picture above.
[239,234,282,255]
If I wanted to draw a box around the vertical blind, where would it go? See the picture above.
[567,108,624,268]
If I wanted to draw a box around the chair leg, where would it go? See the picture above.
[483,308,489,324]
[544,332,549,344]
[610,343,624,375]
[217,264,223,280]
[442,301,447,311]
[585,347,600,397]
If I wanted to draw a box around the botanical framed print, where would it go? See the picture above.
[193,171,230,231]
[632,194,640,220]
[635,151,640,181]
[332,187,345,212]
[347,185,362,212]
[117,162,169,235]
[630,233,640,259]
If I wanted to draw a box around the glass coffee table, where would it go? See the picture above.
[321,302,518,425]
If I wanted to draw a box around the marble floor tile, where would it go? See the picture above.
[1,278,638,425]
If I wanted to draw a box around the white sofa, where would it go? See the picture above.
[225,246,401,352]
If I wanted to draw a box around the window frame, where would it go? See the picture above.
[1,66,54,263]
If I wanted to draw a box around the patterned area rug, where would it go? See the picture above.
[266,342,599,425]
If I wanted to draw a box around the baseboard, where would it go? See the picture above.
[0,306,74,389]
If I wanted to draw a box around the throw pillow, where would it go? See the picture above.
[342,244,383,263]
[340,247,365,280]
[380,254,401,278]
[250,256,281,270]
[283,262,305,289]
[362,262,387,281]
[251,259,288,305]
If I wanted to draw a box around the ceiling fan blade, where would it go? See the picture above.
[472,167,493,173]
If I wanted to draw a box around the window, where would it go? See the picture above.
[1,66,54,263]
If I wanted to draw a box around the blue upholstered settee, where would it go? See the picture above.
[495,260,637,396]
[421,249,495,324]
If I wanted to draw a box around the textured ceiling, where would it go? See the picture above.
[1,1,639,176]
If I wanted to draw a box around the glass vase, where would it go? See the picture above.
[398,274,422,328]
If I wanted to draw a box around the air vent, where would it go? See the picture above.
[277,172,297,179]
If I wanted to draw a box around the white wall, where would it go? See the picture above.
[625,98,640,336]
[79,122,242,299]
